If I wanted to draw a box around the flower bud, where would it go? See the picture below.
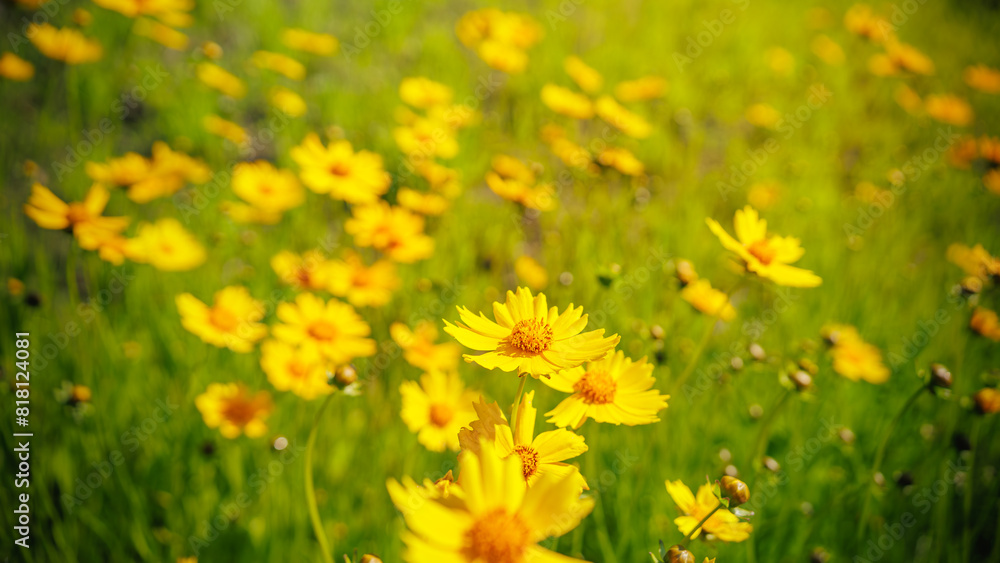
[790,370,813,391]
[721,476,750,506]
[666,545,695,563]
[973,388,1000,414]
[929,363,952,389]
[360,555,383,563]
[330,365,358,389]
[675,260,698,286]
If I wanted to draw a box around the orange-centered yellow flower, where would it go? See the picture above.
[272,293,376,364]
[28,24,103,64]
[706,205,821,287]
[542,350,668,428]
[271,249,334,291]
[231,160,304,213]
[125,218,206,271]
[195,383,273,439]
[681,279,736,321]
[291,133,390,204]
[390,321,461,372]
[326,251,400,308]
[823,324,890,384]
[665,480,753,542]
[175,286,267,353]
[260,340,332,400]
[344,201,435,263]
[443,287,620,378]
[400,371,478,452]
[24,184,129,245]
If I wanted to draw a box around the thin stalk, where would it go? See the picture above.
[681,505,723,546]
[305,393,337,563]
[672,279,741,395]
[750,389,792,476]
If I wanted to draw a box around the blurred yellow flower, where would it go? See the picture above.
[397,188,450,216]
[844,4,893,43]
[540,84,594,119]
[260,340,332,400]
[598,146,644,176]
[964,64,1000,94]
[92,0,193,26]
[924,94,973,126]
[614,75,667,102]
[747,180,782,209]
[221,202,281,225]
[400,370,477,452]
[894,84,922,115]
[73,8,93,26]
[417,161,463,198]
[810,34,844,65]
[399,77,453,109]
[196,383,272,439]
[456,9,542,74]
[8,278,25,296]
[251,50,305,81]
[681,279,736,322]
[543,350,668,428]
[281,28,338,56]
[765,47,795,76]
[564,55,602,93]
[269,86,307,117]
[23,184,129,244]
[386,440,592,562]
[125,218,206,271]
[485,155,556,211]
[0,53,35,81]
[390,321,461,373]
[947,243,1000,279]
[133,18,188,50]
[745,103,781,129]
[707,205,822,287]
[514,255,548,290]
[175,286,267,352]
[393,118,459,159]
[291,133,390,204]
[971,308,1000,341]
[595,95,652,138]
[885,41,935,75]
[271,249,333,291]
[28,24,103,64]
[973,388,1000,414]
[984,169,1000,196]
[326,251,400,308]
[344,201,435,263]
[87,142,211,203]
[443,286,620,378]
[665,480,753,542]
[823,324,889,384]
[231,160,304,213]
[196,62,246,98]
[201,41,223,59]
[203,115,247,145]
[272,293,376,364]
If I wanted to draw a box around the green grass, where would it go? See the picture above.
[2,0,1000,561]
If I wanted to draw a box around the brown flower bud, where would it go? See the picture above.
[331,365,358,389]
[749,343,766,361]
[790,370,813,391]
[973,388,1000,414]
[359,555,383,563]
[721,476,750,506]
[650,324,666,340]
[666,545,696,563]
[929,363,952,389]
[675,260,698,286]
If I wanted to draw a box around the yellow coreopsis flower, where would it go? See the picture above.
[390,321,461,372]
[125,218,206,271]
[272,293,376,364]
[281,28,339,56]
[400,371,478,452]
[946,243,1000,280]
[28,24,103,64]
[494,391,588,490]
[260,340,332,400]
[251,50,305,80]
[393,118,460,159]
[456,9,542,74]
[514,255,548,290]
[844,4,893,43]
[810,35,845,65]
[614,76,668,102]
[823,324,890,384]
[271,250,333,291]
[326,251,400,308]
[132,18,188,50]
[540,84,594,119]
[203,115,247,145]
[681,279,736,322]
[399,77,453,109]
[92,0,194,26]
[231,160,304,213]
[290,133,390,204]
[397,188,450,216]
[417,161,463,198]
[443,286,620,378]
[344,201,435,263]
[564,56,602,93]
[971,308,1000,341]
[542,350,668,428]
[386,439,592,563]
[195,383,272,439]
[665,480,753,542]
[196,62,246,98]
[175,286,267,353]
[0,53,35,81]
[964,64,1000,94]
[87,142,211,203]
[745,103,781,129]
[925,94,973,126]
[885,40,935,75]
[594,95,652,138]
[268,86,307,117]
[24,184,129,243]
[220,202,281,225]
[598,147,644,176]
[706,205,822,288]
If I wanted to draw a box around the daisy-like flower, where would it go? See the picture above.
[386,440,592,563]
[269,86,307,117]
[92,0,194,26]
[964,64,1000,94]
[271,293,376,364]
[271,249,333,291]
[598,146,644,176]
[971,308,1000,341]
[614,76,667,102]
[822,324,890,384]
[397,188,450,216]
[706,205,822,288]
[400,371,477,452]
[260,340,332,400]
[281,28,339,56]
[204,115,247,145]
[594,95,652,138]
[540,84,594,119]
[455,9,542,74]
[665,480,753,542]
[86,142,211,203]
[196,62,246,98]
[231,160,304,213]
[0,53,35,81]
[564,56,602,93]
[28,24,103,64]
[542,350,668,428]
[125,218,206,271]
[514,255,548,290]
[326,250,400,308]
[494,391,589,490]
[290,133,390,204]
[924,94,973,127]
[251,50,306,80]
[485,155,557,211]
[195,383,272,439]
[681,279,736,322]
[393,118,460,159]
[132,18,188,50]
[23,184,129,243]
[390,321,461,372]
[399,77,453,109]
[344,201,435,263]
[443,286,620,378]
[175,286,266,353]
[946,243,1000,280]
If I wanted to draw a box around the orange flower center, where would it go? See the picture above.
[209,307,239,332]
[308,320,338,341]
[429,403,454,427]
[221,398,258,426]
[508,319,553,354]
[66,203,90,224]
[461,508,531,563]
[513,445,540,481]
[747,239,776,265]
[295,267,312,286]
[573,370,617,404]
[329,161,351,177]
[287,360,309,379]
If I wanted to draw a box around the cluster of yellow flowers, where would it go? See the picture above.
[455,9,543,74]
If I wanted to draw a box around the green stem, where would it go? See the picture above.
[855,381,927,541]
[681,505,723,546]
[66,246,80,309]
[672,280,741,395]
[750,389,792,476]
[305,393,336,563]
[963,417,981,562]
[510,375,528,438]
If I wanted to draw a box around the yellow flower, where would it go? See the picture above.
[598,146,644,176]
[344,201,435,263]
[8,278,25,296]
[594,95,652,138]
[515,255,548,290]
[201,41,223,59]
[971,308,1000,341]
[984,170,1000,196]
[91,0,194,26]
[251,50,305,80]
[564,56,602,93]
[456,9,542,74]
[485,155,557,211]
[326,251,400,308]
[964,64,1000,94]
[745,103,781,129]
[132,18,188,50]
[268,86,307,117]
[387,439,592,563]
[765,47,795,76]
[272,293,376,364]
[542,350,668,428]
[614,76,667,102]
[291,133,390,203]
[494,391,589,490]
[23,184,129,244]
[271,250,333,291]
[681,279,736,322]
[28,24,102,64]
[443,286,620,378]
[665,480,753,542]
[260,340,332,400]
[894,84,922,115]
[417,161,463,198]
[947,243,1000,279]
[0,53,34,81]
[398,188,450,216]
[924,94,973,127]
[390,321,461,372]
[195,383,272,439]
[400,371,478,452]
[747,180,782,210]
[540,84,594,119]
[399,77,453,109]
[844,4,893,43]
[203,115,247,145]
[176,286,267,353]
[706,205,822,287]
[196,62,246,98]
[231,160,304,213]
[125,218,206,271]
[221,202,281,225]
[824,324,889,384]
[281,28,338,56]
[885,41,935,75]
[810,35,845,65]
[393,118,460,159]
[974,388,1000,414]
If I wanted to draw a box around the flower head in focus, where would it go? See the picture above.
[665,480,753,542]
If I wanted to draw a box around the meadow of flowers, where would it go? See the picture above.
[1,0,1000,561]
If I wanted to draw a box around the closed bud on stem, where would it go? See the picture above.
[790,370,813,391]
[929,363,952,390]
[330,365,358,389]
[973,388,1000,414]
[721,475,750,506]
[666,545,695,563]
[359,555,383,563]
